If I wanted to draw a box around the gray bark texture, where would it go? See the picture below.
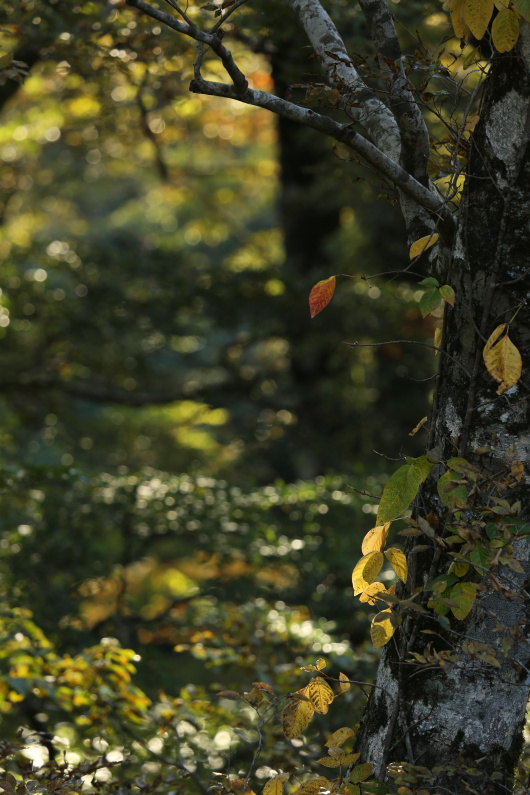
[356,26,530,795]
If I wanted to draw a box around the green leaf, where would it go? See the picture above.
[350,763,373,784]
[437,470,468,509]
[419,277,439,288]
[515,0,530,21]
[419,288,442,318]
[377,456,434,524]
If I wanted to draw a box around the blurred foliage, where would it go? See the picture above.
[0,0,483,793]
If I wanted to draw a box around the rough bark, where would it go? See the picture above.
[356,28,530,793]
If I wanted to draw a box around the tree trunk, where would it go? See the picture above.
[357,30,530,793]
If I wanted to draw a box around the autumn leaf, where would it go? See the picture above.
[385,548,408,584]
[370,610,398,649]
[325,726,356,747]
[263,773,289,795]
[252,681,274,694]
[377,456,434,524]
[338,673,351,694]
[483,324,522,394]
[361,522,390,555]
[492,7,519,50]
[292,778,333,795]
[282,690,314,739]
[409,233,439,259]
[464,0,494,38]
[452,0,472,37]
[439,284,455,307]
[217,690,243,700]
[408,417,428,437]
[358,581,389,605]
[307,676,334,714]
[309,276,336,318]
[352,551,384,595]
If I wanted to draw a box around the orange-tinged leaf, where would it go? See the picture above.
[263,773,289,795]
[282,691,314,739]
[483,324,522,394]
[309,276,336,318]
[352,551,384,595]
[464,0,494,38]
[409,233,439,259]
[439,284,455,307]
[217,690,243,700]
[228,779,257,795]
[252,681,274,694]
[492,7,519,50]
[385,548,408,584]
[358,581,389,605]
[371,610,398,649]
[292,778,333,795]
[325,727,356,747]
[338,672,351,694]
[362,522,391,555]
[307,676,334,714]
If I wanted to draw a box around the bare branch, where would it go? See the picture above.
[284,0,401,162]
[189,77,455,243]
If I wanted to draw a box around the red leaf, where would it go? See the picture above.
[309,276,336,318]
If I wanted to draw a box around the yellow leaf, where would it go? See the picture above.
[263,774,289,795]
[338,672,351,694]
[370,610,397,648]
[282,690,314,740]
[352,551,384,595]
[433,325,442,354]
[315,658,326,670]
[307,676,334,714]
[325,727,356,747]
[463,0,494,38]
[361,522,391,555]
[309,276,336,318]
[483,324,522,394]
[409,233,439,259]
[491,7,519,51]
[292,778,333,795]
[228,779,257,795]
[452,0,472,36]
[408,417,428,437]
[385,548,408,584]
[358,581,389,606]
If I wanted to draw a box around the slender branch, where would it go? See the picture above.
[343,339,470,377]
[189,78,456,243]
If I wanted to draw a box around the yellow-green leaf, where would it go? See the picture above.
[492,7,519,50]
[385,548,408,584]
[361,522,391,555]
[409,233,439,259]
[434,325,442,354]
[449,582,477,620]
[463,0,494,38]
[352,551,384,595]
[377,456,434,524]
[309,276,336,318]
[370,610,398,649]
[263,773,289,795]
[350,763,373,784]
[439,284,455,307]
[515,0,530,22]
[338,673,351,694]
[483,324,522,394]
[317,756,342,768]
[408,416,428,437]
[325,727,356,747]
[282,691,314,739]
[307,676,334,714]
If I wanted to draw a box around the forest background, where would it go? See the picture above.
[0,1,524,793]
